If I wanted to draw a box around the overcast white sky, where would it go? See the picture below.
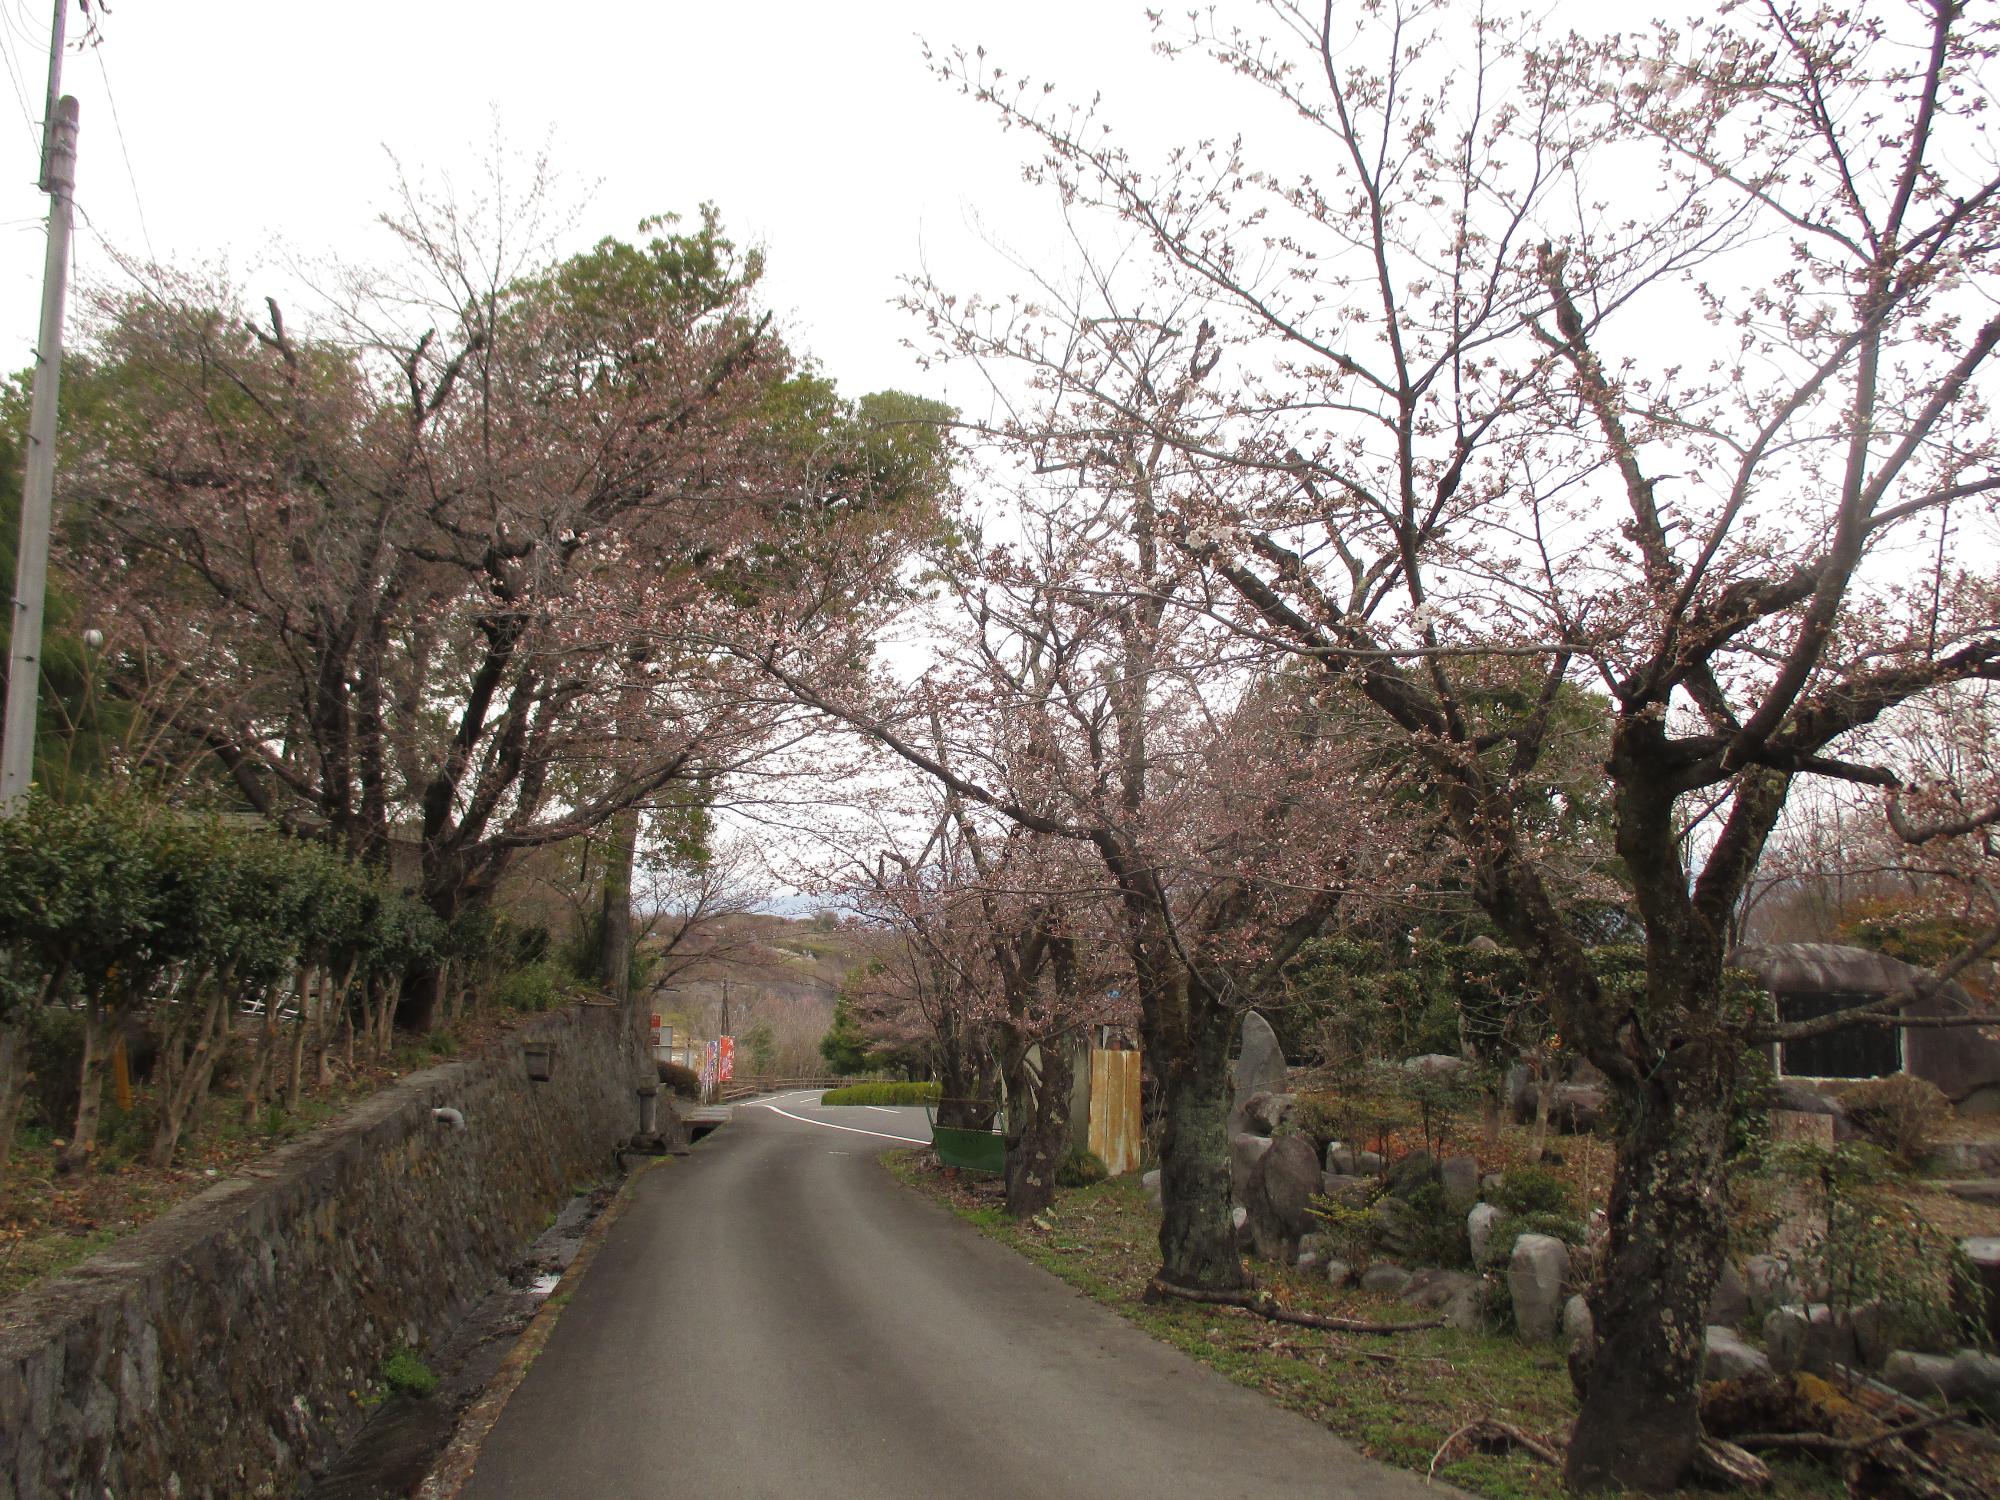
[0,0,1240,409]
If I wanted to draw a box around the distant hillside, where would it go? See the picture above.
[640,913,874,1074]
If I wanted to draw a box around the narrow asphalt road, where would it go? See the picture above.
[461,1092,1444,1499]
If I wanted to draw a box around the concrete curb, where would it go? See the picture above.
[415,1155,670,1500]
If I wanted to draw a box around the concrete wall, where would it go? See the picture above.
[0,1003,640,1500]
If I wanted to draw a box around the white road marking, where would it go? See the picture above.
[864,1106,899,1114]
[751,1101,929,1144]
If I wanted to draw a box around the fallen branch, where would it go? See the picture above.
[1143,1277,1444,1334]
[1691,1436,1772,1490]
[1427,1416,1567,1479]
[1733,1408,1962,1454]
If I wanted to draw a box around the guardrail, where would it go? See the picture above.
[715,1075,853,1102]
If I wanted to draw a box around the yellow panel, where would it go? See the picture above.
[1088,1048,1143,1176]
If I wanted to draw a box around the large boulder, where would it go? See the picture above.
[1954,1351,2000,1419]
[1882,1350,1964,1404]
[1240,1090,1295,1136]
[1509,1234,1568,1342]
[1361,1262,1412,1296]
[1245,1133,1322,1263]
[1703,1326,1773,1381]
[1231,1011,1287,1129]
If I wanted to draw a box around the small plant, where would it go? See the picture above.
[381,1344,439,1399]
[819,1081,942,1107]
[1489,1163,1573,1218]
[1842,1074,1950,1166]
[1055,1147,1109,1187]
[1770,1140,1982,1353]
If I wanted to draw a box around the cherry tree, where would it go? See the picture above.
[923,0,2000,1486]
[65,187,940,1032]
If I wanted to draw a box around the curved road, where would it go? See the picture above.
[461,1092,1441,1499]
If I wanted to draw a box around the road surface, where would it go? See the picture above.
[461,1090,1443,1499]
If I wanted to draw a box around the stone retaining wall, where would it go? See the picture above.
[0,1003,641,1500]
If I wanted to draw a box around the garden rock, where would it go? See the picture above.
[1142,1168,1162,1207]
[1231,1011,1287,1128]
[1767,1080,1854,1140]
[1764,1304,1860,1377]
[1944,1179,2000,1205]
[1467,1203,1500,1264]
[1326,1142,1385,1175]
[1360,1262,1412,1296]
[1404,1054,1470,1083]
[1508,1234,1568,1342]
[1953,1350,2000,1419]
[1934,1141,2000,1175]
[1549,1083,1605,1134]
[1229,1131,1273,1203]
[1564,1295,1596,1386]
[1297,1232,1333,1270]
[1705,1260,1751,1328]
[1240,1090,1295,1136]
[1402,1269,1481,1331]
[1245,1133,1321,1263]
[1959,1237,2000,1346]
[1326,1258,1356,1288]
[1882,1351,1964,1404]
[1440,1155,1480,1205]
[1703,1326,1772,1382]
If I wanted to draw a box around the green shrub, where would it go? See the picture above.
[381,1344,438,1398]
[1378,1180,1473,1270]
[1490,1163,1573,1217]
[1843,1074,1950,1166]
[820,1082,941,1107]
[494,960,566,1014]
[658,1060,701,1099]
[1056,1147,1109,1187]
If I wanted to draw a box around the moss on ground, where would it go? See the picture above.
[886,1154,1844,1500]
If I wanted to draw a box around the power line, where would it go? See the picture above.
[0,15,42,158]
[90,36,152,262]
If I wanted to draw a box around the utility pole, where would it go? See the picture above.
[1,2,80,813]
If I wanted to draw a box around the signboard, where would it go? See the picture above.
[718,1034,735,1082]
[701,1039,719,1095]
[648,1013,663,1048]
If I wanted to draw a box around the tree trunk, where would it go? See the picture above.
[1529,1059,1554,1162]
[1002,1034,1077,1219]
[57,1001,114,1175]
[1565,1038,1736,1493]
[0,1018,25,1166]
[150,969,229,1166]
[598,806,639,1008]
[1152,1006,1245,1292]
[284,966,314,1113]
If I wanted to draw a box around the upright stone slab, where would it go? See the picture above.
[1231,1010,1287,1130]
[1509,1234,1568,1341]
